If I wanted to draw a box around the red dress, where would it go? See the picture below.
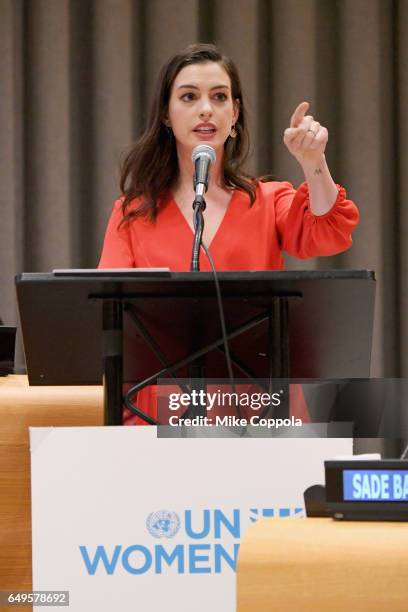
[99,180,359,423]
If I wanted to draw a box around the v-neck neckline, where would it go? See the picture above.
[170,189,238,250]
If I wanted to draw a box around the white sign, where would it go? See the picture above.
[30,427,351,611]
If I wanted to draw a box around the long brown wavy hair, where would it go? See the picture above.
[120,43,256,224]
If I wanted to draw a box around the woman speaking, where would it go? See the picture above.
[99,43,358,272]
[98,43,359,424]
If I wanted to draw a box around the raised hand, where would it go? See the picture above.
[283,102,328,168]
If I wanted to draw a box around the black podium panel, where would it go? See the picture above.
[16,270,375,386]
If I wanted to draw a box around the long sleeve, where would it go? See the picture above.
[274,181,359,259]
[98,198,135,268]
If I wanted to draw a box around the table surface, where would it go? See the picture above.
[237,516,408,612]
[0,375,103,601]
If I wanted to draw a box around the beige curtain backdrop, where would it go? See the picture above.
[1,0,407,379]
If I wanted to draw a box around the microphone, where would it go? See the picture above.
[192,145,216,199]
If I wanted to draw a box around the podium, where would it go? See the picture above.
[12,270,375,610]
[16,270,375,425]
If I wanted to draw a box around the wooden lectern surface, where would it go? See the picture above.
[0,375,103,600]
[237,517,408,612]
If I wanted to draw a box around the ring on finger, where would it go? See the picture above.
[307,129,318,136]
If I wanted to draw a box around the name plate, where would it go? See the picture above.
[325,460,408,521]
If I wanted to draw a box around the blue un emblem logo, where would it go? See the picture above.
[146,510,181,538]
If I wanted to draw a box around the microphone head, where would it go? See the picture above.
[191,144,216,165]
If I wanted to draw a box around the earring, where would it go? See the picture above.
[163,120,172,136]
[230,125,237,138]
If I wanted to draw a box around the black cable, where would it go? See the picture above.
[201,242,244,423]
[201,243,234,381]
